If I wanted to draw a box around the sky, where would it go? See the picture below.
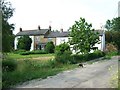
[8,0,119,34]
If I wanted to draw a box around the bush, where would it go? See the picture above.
[19,51,30,55]
[55,43,71,64]
[19,50,47,55]
[13,49,26,54]
[55,51,72,64]
[70,50,105,64]
[2,58,17,72]
[105,43,118,53]
[30,50,47,54]
[105,31,120,51]
[45,41,55,53]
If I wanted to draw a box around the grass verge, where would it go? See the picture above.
[2,59,77,88]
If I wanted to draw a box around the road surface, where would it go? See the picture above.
[16,56,118,88]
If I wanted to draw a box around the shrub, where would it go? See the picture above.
[30,50,47,54]
[55,43,72,64]
[13,49,26,54]
[45,41,55,53]
[105,43,118,53]
[88,50,105,60]
[55,51,72,64]
[19,51,30,55]
[105,31,120,51]
[2,58,17,72]
[19,50,47,55]
[70,50,105,64]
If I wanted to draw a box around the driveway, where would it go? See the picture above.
[17,56,118,88]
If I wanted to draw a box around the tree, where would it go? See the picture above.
[69,17,99,55]
[45,41,55,53]
[1,0,15,52]
[17,36,32,51]
[105,17,120,31]
[112,17,120,31]
[105,20,113,31]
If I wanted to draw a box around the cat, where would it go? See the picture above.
[78,63,84,68]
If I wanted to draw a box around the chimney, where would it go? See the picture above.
[60,28,63,32]
[38,25,41,30]
[20,28,22,32]
[49,25,51,30]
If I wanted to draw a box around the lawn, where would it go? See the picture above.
[7,53,55,60]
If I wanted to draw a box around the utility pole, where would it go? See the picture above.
[118,1,120,17]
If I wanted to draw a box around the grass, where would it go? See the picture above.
[7,53,54,60]
[2,54,77,88]
[109,59,120,89]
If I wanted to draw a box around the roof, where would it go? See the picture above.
[16,29,49,36]
[16,28,104,37]
[44,31,70,38]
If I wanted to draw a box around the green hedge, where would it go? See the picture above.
[70,50,105,64]
[15,50,47,55]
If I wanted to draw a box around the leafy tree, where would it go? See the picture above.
[17,36,32,51]
[112,17,120,31]
[1,0,15,52]
[69,17,99,55]
[45,41,55,53]
[105,17,120,31]
[105,20,113,31]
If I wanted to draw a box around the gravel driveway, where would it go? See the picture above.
[16,56,118,88]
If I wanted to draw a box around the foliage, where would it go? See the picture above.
[2,58,17,72]
[13,49,26,54]
[69,17,99,54]
[55,43,70,55]
[17,35,32,51]
[29,50,47,54]
[71,50,105,64]
[55,43,72,64]
[19,51,30,55]
[105,31,120,51]
[2,0,15,52]
[2,59,77,88]
[105,43,118,53]
[55,51,72,64]
[105,17,120,31]
[105,20,113,31]
[45,41,55,53]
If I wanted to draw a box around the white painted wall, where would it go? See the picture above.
[29,36,34,51]
[56,37,69,45]
[14,36,20,50]
[94,36,102,50]
[55,33,105,54]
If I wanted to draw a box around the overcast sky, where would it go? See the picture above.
[8,0,119,34]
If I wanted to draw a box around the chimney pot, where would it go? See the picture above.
[60,28,63,32]
[49,25,51,30]
[38,25,41,30]
[20,28,22,32]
